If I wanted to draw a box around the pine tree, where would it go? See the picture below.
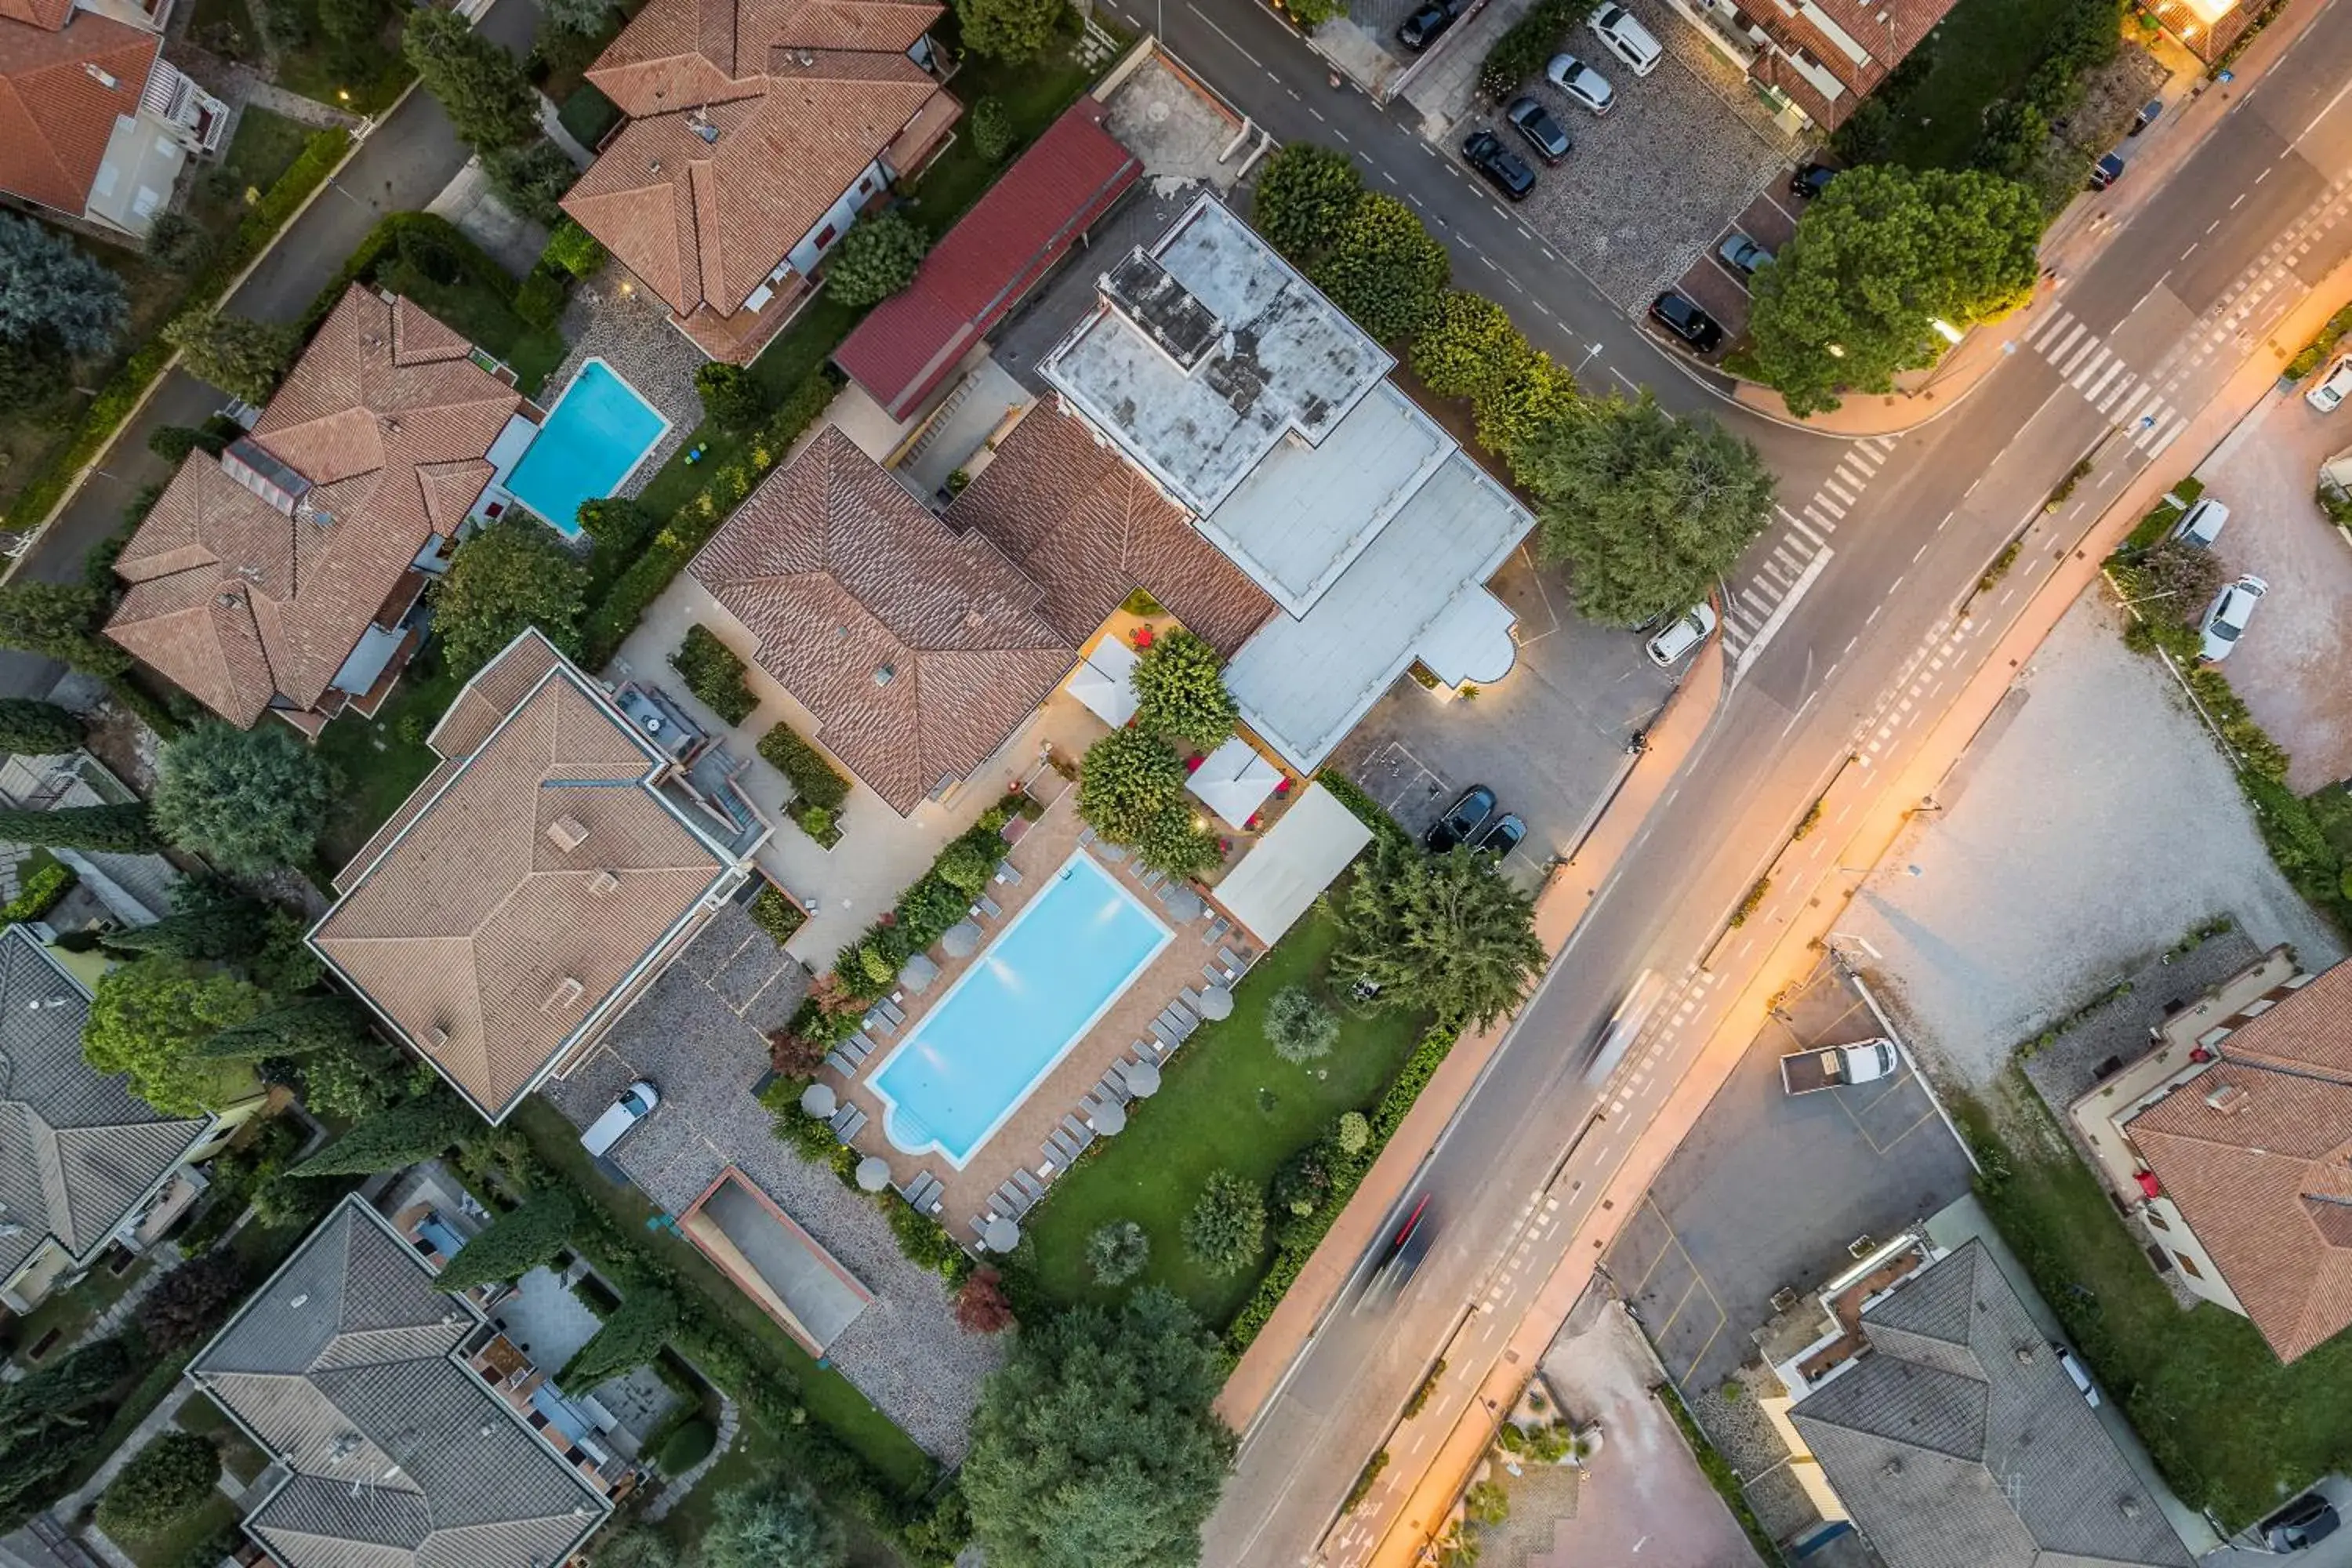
[196,994,373,1059]
[0,804,160,852]
[163,310,299,404]
[434,1191,579,1290]
[101,898,270,962]
[403,9,539,151]
[0,213,128,358]
[295,1094,476,1175]
[0,698,82,756]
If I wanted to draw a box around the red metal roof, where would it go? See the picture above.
[835,97,1140,421]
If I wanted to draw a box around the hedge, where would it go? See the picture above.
[582,367,842,667]
[4,127,354,533]
[1313,766,1406,846]
[2285,303,2352,381]
[1,858,75,922]
[759,719,851,809]
[1479,0,1576,100]
[670,623,759,724]
[2118,476,2205,553]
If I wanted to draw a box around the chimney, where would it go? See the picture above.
[588,869,619,896]
[873,663,895,687]
[2203,1080,2251,1115]
[423,1025,448,1053]
[2119,1497,2143,1522]
[2013,1345,2036,1365]
[546,815,590,852]
[543,977,586,1013]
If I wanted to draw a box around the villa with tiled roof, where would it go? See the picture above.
[103,286,525,733]
[561,0,961,363]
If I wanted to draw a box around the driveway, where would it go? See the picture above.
[2188,379,2352,791]
[2204,1475,2352,1567]
[1842,589,2346,1087]
[1328,544,1675,871]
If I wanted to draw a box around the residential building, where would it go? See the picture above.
[0,924,246,1312]
[833,97,1141,423]
[2068,948,2352,1363]
[0,0,223,237]
[1777,1236,2193,1568]
[103,285,531,733]
[308,629,767,1124]
[187,1193,619,1568]
[561,0,961,365]
[1036,193,1533,773]
[1667,0,1957,132]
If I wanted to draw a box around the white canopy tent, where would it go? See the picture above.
[1185,735,1283,830]
[1065,637,1141,729]
[1214,782,1374,945]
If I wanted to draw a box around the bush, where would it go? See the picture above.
[1250,143,1365,267]
[545,219,607,279]
[147,424,228,465]
[696,362,770,433]
[956,1266,1016,1333]
[1479,0,1574,100]
[824,210,927,308]
[886,1198,972,1282]
[482,139,580,226]
[2,858,74,922]
[96,1432,219,1537]
[658,1418,718,1474]
[514,266,567,328]
[2119,477,2205,552]
[750,885,807,944]
[1181,1169,1267,1277]
[758,721,851,809]
[1086,1219,1149,1286]
[1266,985,1341,1064]
[670,624,759,725]
[971,96,1014,161]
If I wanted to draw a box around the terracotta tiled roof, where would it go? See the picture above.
[1739,0,1958,129]
[105,288,521,727]
[0,0,77,31]
[0,9,157,216]
[2211,961,2352,1080]
[2129,1014,2352,1363]
[945,400,1277,658]
[311,632,738,1123]
[691,423,1076,814]
[836,100,1140,420]
[566,0,949,323]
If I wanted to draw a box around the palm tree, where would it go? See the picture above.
[1329,840,1545,1030]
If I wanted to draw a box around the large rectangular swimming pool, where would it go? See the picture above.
[871,851,1168,1169]
[504,358,670,536]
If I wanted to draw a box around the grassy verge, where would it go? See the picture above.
[1955,1080,2352,1527]
[1018,911,1426,1328]
[312,659,463,870]
[1868,0,2085,170]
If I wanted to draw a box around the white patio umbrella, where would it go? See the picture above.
[1123,1059,1162,1097]
[982,1214,1021,1252]
[942,920,983,959]
[855,1156,893,1192]
[1088,1098,1128,1135]
[1196,985,1234,1021]
[800,1082,837,1118]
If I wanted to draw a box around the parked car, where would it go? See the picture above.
[1472,812,1526,858]
[1646,601,1718,666]
[582,1080,659,1156]
[1789,162,1837,200]
[2198,575,2267,661]
[2089,151,2126,191]
[1588,2,1661,74]
[2128,96,2162,136]
[2307,353,2352,412]
[1505,96,1571,164]
[1426,784,1499,851]
[2263,1494,2343,1553]
[1649,291,1723,353]
[1462,129,1537,201]
[1397,0,1462,50]
[2050,1343,2101,1407]
[1545,51,1614,114]
[1717,231,1773,275]
[2168,495,2228,549]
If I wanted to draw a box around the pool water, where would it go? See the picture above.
[505,358,670,536]
[872,851,1169,1168]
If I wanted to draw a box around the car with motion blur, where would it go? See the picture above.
[1546,51,1614,114]
[1505,95,1572,164]
[1356,1194,1436,1312]
[1462,130,1537,200]
[1649,290,1723,353]
[2198,575,2267,661]
[1585,969,1665,1080]
[1426,784,1499,851]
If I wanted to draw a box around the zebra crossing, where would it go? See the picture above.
[2020,308,2191,456]
[1720,436,1897,664]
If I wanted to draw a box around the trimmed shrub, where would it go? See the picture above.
[758,720,851,809]
[750,886,807,944]
[545,219,608,279]
[1181,1170,1267,1277]
[96,1432,219,1537]
[657,1418,717,1474]
[670,624,759,725]
[1086,1219,1149,1286]
[1265,985,1341,1064]
[2,858,74,922]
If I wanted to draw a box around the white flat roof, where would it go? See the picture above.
[1214,782,1373,946]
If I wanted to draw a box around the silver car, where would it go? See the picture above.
[2167,495,2227,549]
[2198,575,2267,661]
[1546,51,1614,115]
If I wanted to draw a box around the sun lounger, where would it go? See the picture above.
[1200,915,1229,946]
[1100,1069,1131,1105]
[995,1180,1032,1218]
[877,998,906,1026]
[830,1105,868,1141]
[1170,997,1199,1029]
[975,894,1003,920]
[1078,826,1096,846]
[1203,962,1227,988]
[1139,867,1167,891]
[1099,841,1129,862]
[993,860,1023,885]
[824,1048,855,1076]
[1178,986,1203,1013]
[1046,1128,1080,1163]
[1060,1114,1096,1151]
[847,1031,877,1063]
[1014,1169,1047,1202]
[864,1006,898,1036]
[1149,1020,1179,1054]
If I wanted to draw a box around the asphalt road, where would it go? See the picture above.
[1189,0,2352,1560]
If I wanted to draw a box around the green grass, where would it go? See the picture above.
[375,259,566,396]
[1019,911,1426,1327]
[1875,0,2078,169]
[107,1484,240,1568]
[508,1099,937,1496]
[213,107,315,211]
[313,660,463,871]
[899,38,1102,238]
[1958,1079,2352,1528]
[173,1400,268,1484]
[267,0,413,114]
[8,1254,148,1368]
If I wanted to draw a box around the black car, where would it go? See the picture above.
[1461,130,1537,201]
[2128,96,2161,135]
[1359,1195,1435,1307]
[1650,291,1723,353]
[2263,1494,2342,1552]
[1789,162,1837,199]
[1396,0,1461,50]
[1504,96,1571,164]
[2089,151,2126,190]
[1426,784,1498,851]
[1472,812,1526,858]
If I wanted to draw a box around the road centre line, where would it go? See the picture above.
[1185,2,1265,64]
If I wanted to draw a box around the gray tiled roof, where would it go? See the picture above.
[0,924,209,1285]
[191,1197,612,1568]
[1789,1240,2194,1568]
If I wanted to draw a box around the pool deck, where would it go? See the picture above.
[826,788,1243,1244]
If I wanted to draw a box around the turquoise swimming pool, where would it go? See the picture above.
[505,358,670,536]
[873,851,1169,1168]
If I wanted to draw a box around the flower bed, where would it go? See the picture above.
[670,624,758,725]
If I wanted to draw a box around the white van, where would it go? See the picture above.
[582,1080,659,1156]
[2307,354,2352,412]
[1589,2,1663,76]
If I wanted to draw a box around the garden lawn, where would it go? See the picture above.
[174,1399,269,1484]
[1877,0,2080,170]
[313,661,462,872]
[1959,1078,2352,1528]
[213,108,314,208]
[107,1486,240,1568]
[509,1099,937,1497]
[7,1254,147,1369]
[385,266,565,396]
[1018,910,1427,1328]
[266,0,413,112]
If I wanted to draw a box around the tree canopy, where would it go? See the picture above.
[962,1288,1236,1568]
[561,1287,679,1386]
[134,1254,246,1353]
[482,140,580,226]
[952,0,1066,60]
[404,9,539,150]
[1182,1170,1266,1277]
[164,310,299,404]
[434,518,588,677]
[1330,840,1545,1031]
[1745,165,2043,416]
[0,804,159,853]
[1250,143,1364,266]
[0,581,132,676]
[197,994,380,1059]
[701,1482,845,1568]
[434,1190,580,1290]
[295,1094,475,1174]
[0,213,127,359]
[152,722,336,871]
[1413,289,1534,406]
[82,956,267,1116]
[1310,193,1450,345]
[0,699,82,757]
[1076,728,1185,844]
[1518,391,1775,626]
[1131,630,1236,752]
[824,211,929,308]
[96,1431,218,1538]
[0,1338,130,1530]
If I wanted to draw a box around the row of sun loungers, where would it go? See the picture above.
[829,1103,868,1142]
[899,1171,946,1214]
[863,996,905,1037]
[823,1028,880,1078]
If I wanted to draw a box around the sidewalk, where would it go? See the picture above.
[1722,0,2332,437]
[1215,632,1726,1432]
[1361,214,2352,1568]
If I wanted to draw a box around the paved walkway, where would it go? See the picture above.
[641,1394,741,1522]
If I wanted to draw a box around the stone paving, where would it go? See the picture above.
[543,270,706,493]
[538,906,1004,1463]
[2016,927,2263,1119]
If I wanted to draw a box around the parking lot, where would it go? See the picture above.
[1457,0,1800,309]
[1600,956,1976,1393]
[1666,180,1806,346]
[1328,544,1677,871]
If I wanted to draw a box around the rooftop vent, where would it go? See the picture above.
[587,869,620,896]
[1881,1458,1902,1477]
[2013,1345,2036,1365]
[873,663,895,687]
[84,62,118,89]
[2204,1081,2252,1115]
[289,1293,310,1308]
[546,814,590,852]
[423,1025,448,1053]
[2119,1497,2143,1521]
[1101,248,1225,373]
[543,976,586,1013]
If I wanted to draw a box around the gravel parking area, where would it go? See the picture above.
[539,905,1007,1462]
[1466,0,1798,308]
[1844,589,2346,1089]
